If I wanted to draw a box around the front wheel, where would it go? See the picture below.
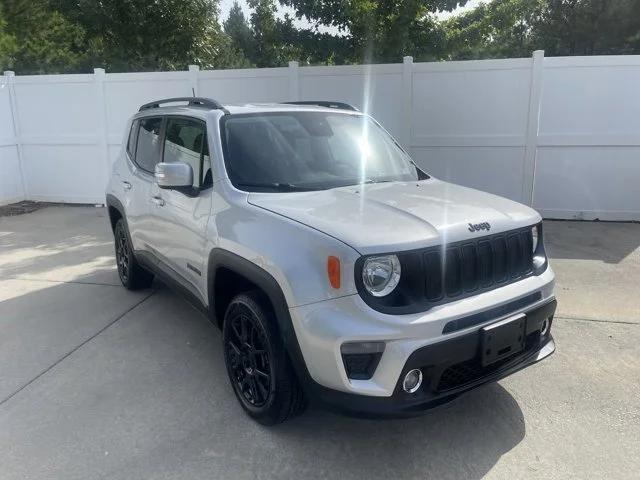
[222,291,306,425]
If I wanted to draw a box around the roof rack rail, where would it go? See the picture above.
[284,101,359,112]
[139,97,227,112]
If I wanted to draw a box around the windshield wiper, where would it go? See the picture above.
[235,182,316,192]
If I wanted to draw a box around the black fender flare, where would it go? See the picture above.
[207,248,314,390]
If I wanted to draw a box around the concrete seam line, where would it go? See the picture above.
[554,315,639,326]
[4,276,122,287]
[0,289,157,407]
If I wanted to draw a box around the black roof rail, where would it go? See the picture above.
[284,101,359,111]
[139,97,227,112]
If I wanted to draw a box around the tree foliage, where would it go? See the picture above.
[280,0,467,62]
[0,3,17,71]
[1,0,89,73]
[1,0,640,74]
[51,0,248,71]
[444,0,640,59]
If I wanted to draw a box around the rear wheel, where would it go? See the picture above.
[114,219,154,290]
[223,291,306,425]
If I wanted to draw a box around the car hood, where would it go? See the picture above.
[247,178,541,255]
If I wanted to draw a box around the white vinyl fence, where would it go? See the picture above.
[1,52,639,220]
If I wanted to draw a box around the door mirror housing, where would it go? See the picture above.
[155,162,193,189]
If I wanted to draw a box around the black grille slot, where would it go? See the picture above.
[477,241,493,286]
[420,227,534,307]
[445,248,462,296]
[424,251,443,300]
[492,236,508,282]
[461,244,478,292]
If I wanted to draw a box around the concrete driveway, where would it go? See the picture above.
[1,206,638,480]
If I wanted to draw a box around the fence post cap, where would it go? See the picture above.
[188,65,200,72]
[93,68,106,75]
[288,61,299,68]
[4,71,15,76]
[403,56,413,63]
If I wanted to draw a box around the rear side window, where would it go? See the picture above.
[135,117,163,172]
[126,120,138,158]
[163,117,210,188]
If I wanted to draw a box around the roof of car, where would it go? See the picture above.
[134,98,360,120]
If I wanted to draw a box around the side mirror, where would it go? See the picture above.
[155,162,193,189]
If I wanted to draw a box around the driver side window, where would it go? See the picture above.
[163,117,211,188]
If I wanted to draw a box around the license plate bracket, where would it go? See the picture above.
[481,314,526,367]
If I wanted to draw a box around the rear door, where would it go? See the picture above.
[147,116,213,301]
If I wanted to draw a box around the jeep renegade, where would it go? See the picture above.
[106,97,556,424]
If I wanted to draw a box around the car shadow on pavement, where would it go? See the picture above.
[274,382,525,480]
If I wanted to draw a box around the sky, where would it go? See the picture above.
[218,0,487,31]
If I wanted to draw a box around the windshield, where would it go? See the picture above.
[220,111,425,192]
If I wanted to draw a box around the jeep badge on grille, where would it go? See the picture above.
[468,222,491,232]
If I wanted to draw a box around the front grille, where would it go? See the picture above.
[355,225,539,315]
[423,228,534,304]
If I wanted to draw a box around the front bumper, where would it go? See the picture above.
[310,331,555,418]
[286,267,556,416]
[289,266,555,397]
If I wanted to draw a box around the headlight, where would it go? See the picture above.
[362,255,401,297]
[531,223,547,273]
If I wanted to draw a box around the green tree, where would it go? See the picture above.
[280,0,468,62]
[443,0,542,59]
[247,0,301,67]
[52,0,245,71]
[1,0,89,73]
[224,1,256,64]
[444,0,640,60]
[532,0,640,55]
[0,3,17,71]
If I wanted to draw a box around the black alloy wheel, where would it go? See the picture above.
[225,303,272,408]
[222,291,306,424]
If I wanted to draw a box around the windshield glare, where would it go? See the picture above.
[220,112,423,192]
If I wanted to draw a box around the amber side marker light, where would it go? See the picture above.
[327,256,341,289]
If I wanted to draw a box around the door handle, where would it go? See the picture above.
[122,181,132,190]
[151,196,165,207]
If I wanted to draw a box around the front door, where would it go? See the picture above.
[147,116,213,302]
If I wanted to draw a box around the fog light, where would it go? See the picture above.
[540,318,550,337]
[402,369,423,393]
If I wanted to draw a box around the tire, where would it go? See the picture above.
[114,218,154,290]
[223,291,306,425]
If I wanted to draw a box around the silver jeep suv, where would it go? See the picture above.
[106,97,556,424]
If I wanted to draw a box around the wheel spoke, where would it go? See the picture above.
[248,376,260,402]
[230,317,242,343]
[255,376,269,399]
[240,315,248,343]
[228,340,242,356]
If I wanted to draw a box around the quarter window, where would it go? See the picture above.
[135,117,163,172]
[163,117,210,188]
